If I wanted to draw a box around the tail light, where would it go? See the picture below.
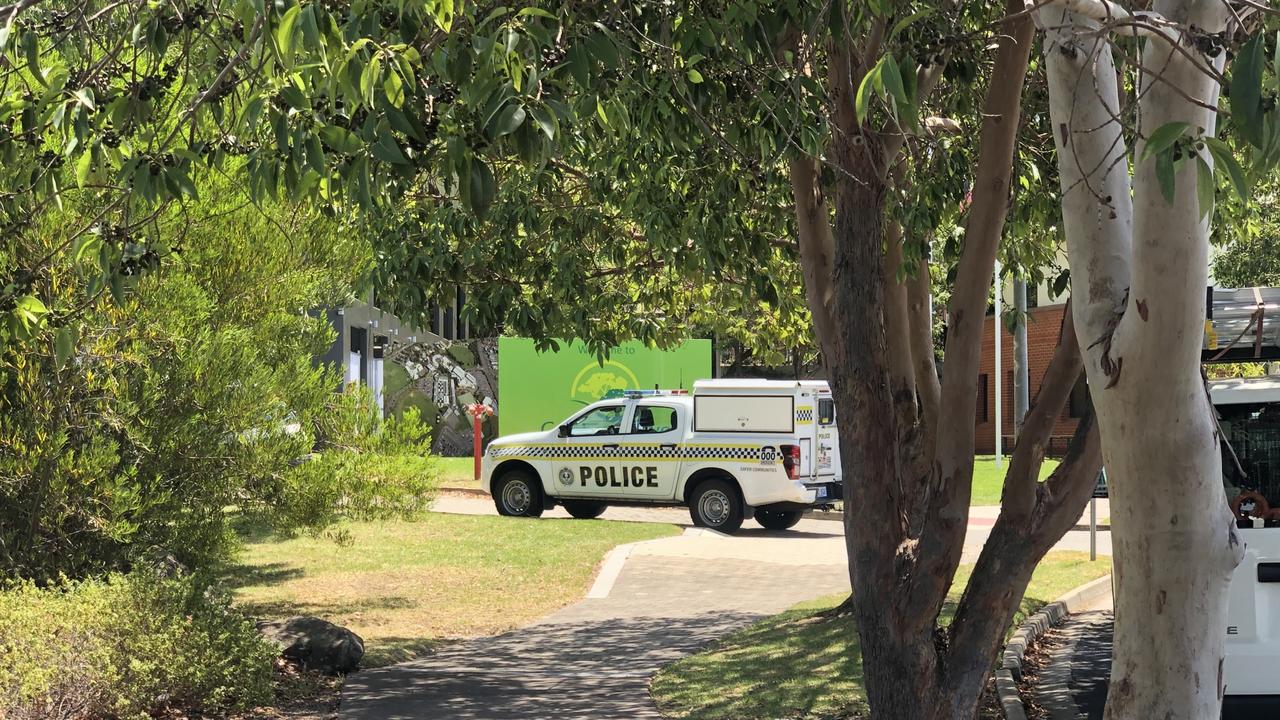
[781,444,801,480]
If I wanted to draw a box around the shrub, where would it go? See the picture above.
[0,570,275,720]
[0,183,438,581]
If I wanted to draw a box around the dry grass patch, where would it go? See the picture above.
[226,513,680,667]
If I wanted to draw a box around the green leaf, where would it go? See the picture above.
[467,157,496,217]
[21,30,44,86]
[855,59,884,125]
[530,105,557,140]
[880,55,916,130]
[54,326,76,368]
[319,125,362,155]
[384,69,405,108]
[0,16,14,52]
[372,134,408,164]
[1205,137,1249,199]
[567,45,591,87]
[518,7,556,19]
[687,68,703,84]
[275,4,302,66]
[1155,149,1176,204]
[1231,35,1266,148]
[587,32,620,72]
[14,295,47,326]
[1140,121,1190,162]
[1195,155,1215,221]
[360,53,382,105]
[488,103,526,138]
[75,149,93,187]
[427,0,456,32]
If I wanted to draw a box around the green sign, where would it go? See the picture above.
[497,338,713,435]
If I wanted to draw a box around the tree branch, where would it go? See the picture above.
[1000,299,1082,523]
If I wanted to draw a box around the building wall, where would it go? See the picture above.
[974,303,1084,455]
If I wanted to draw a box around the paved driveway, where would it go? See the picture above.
[340,525,851,720]
[341,497,1112,719]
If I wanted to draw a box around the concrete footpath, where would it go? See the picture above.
[340,527,851,719]
[340,498,1114,719]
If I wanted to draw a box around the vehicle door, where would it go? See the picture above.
[552,404,626,498]
[615,402,684,500]
[815,395,841,491]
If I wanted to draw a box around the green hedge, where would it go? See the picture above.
[0,571,275,720]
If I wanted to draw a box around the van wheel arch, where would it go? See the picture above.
[683,469,744,506]
[493,460,545,492]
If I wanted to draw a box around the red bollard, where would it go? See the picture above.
[472,414,482,483]
[465,403,493,484]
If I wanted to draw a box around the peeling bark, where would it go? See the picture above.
[1035,1,1246,717]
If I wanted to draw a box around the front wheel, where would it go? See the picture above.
[563,500,607,520]
[689,479,744,534]
[493,471,544,518]
[754,508,803,531]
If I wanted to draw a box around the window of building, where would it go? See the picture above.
[977,374,989,422]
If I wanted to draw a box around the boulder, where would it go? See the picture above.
[256,616,364,674]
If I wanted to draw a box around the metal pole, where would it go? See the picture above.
[1090,497,1098,561]
[1013,279,1030,441]
[994,261,1002,469]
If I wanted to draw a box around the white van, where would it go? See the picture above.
[1215,376,1280,706]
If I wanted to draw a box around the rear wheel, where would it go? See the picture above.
[754,508,803,531]
[689,479,744,534]
[493,471,544,518]
[563,500,607,520]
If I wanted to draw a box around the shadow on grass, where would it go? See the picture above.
[219,561,306,589]
[237,594,417,620]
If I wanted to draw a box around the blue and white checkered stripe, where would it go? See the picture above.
[489,444,765,461]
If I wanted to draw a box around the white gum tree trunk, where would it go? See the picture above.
[1037,1,1244,716]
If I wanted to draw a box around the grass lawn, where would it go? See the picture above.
[971,455,1060,506]
[225,513,679,667]
[436,455,480,489]
[650,551,1109,720]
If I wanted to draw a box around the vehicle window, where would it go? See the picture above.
[568,406,625,437]
[631,405,678,434]
[818,398,836,426]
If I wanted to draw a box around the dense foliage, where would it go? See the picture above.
[0,569,276,720]
[0,184,436,581]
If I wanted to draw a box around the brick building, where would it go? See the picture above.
[974,303,1089,455]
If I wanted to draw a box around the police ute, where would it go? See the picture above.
[481,379,842,533]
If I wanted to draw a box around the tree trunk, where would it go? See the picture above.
[1036,2,1244,717]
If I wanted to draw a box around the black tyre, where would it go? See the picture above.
[493,471,544,518]
[563,500,607,520]
[754,507,803,531]
[688,478,744,534]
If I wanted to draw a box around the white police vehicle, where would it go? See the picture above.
[1217,376,1280,709]
[481,379,842,533]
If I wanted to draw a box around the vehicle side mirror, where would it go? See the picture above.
[557,424,570,438]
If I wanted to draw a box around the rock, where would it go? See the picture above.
[257,616,364,674]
